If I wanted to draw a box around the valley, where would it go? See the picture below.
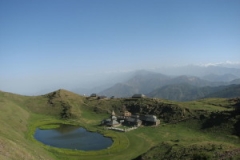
[0,89,240,159]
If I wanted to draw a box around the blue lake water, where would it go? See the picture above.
[34,124,113,151]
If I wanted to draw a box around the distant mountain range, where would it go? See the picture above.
[98,69,240,101]
[201,73,239,82]
[204,84,240,99]
[147,84,240,101]
[154,65,240,77]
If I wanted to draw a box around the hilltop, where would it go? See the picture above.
[0,89,240,160]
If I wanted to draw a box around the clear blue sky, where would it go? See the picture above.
[0,0,240,94]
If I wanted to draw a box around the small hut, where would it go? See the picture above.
[132,94,146,98]
[98,95,107,99]
[90,93,97,97]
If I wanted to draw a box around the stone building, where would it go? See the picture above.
[124,116,142,127]
[101,110,120,127]
[139,115,160,126]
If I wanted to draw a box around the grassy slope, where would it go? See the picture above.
[0,90,240,160]
[0,92,55,160]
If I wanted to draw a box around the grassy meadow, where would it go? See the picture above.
[0,89,239,160]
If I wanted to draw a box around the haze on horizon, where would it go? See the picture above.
[0,0,240,95]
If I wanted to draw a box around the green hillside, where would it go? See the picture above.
[0,89,240,160]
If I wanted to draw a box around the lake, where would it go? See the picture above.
[34,124,113,151]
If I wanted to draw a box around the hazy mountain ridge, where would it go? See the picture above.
[202,73,239,82]
[205,84,240,98]
[147,83,219,101]
[155,65,240,77]
[148,84,240,101]
[97,83,138,98]
[124,71,171,93]
[26,65,240,96]
[99,69,240,99]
